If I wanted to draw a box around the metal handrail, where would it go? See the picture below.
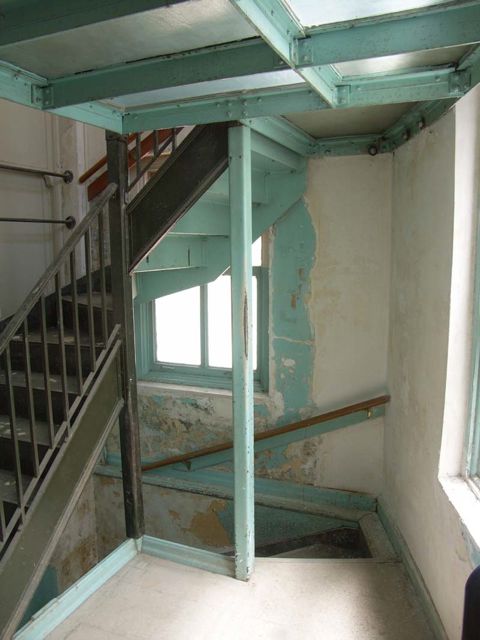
[0,162,73,183]
[0,183,116,351]
[0,216,76,229]
[0,181,118,550]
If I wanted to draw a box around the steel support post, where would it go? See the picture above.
[106,131,145,539]
[229,125,255,580]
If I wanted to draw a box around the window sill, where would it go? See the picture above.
[137,379,270,402]
[440,474,480,556]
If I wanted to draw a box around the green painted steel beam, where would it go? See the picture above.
[229,125,255,581]
[240,116,315,155]
[121,86,327,133]
[42,41,288,109]
[294,2,480,67]
[250,131,304,170]
[310,135,381,158]
[53,102,123,132]
[134,235,215,272]
[0,61,44,108]
[0,0,190,47]
[338,67,471,108]
[230,0,338,106]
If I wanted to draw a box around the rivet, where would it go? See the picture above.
[368,145,378,156]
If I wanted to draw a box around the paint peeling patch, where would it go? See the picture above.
[188,500,230,547]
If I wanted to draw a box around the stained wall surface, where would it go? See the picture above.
[127,153,392,497]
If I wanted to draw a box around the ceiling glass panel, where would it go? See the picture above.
[0,0,255,79]
[288,0,453,28]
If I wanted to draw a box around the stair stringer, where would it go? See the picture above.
[128,123,230,272]
[0,341,124,640]
[134,169,306,302]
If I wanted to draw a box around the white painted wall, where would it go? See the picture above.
[0,98,105,319]
[382,96,480,640]
[306,155,392,494]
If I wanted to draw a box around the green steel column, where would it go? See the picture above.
[106,131,145,540]
[229,125,255,580]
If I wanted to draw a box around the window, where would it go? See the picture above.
[137,238,268,391]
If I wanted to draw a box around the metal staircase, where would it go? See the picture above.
[0,123,235,639]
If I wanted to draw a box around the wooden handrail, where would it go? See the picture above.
[141,394,390,472]
[80,129,178,201]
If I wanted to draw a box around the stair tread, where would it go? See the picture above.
[0,470,31,504]
[0,414,52,446]
[63,292,112,309]
[12,327,104,347]
[0,370,78,393]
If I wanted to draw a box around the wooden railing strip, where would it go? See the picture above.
[142,394,390,472]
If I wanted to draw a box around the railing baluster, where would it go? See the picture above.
[84,230,96,371]
[22,319,39,477]
[39,297,55,447]
[97,210,109,346]
[153,130,159,157]
[0,501,6,542]
[69,250,83,394]
[3,345,25,521]
[55,273,70,435]
[172,128,177,152]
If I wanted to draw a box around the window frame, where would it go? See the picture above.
[135,266,269,392]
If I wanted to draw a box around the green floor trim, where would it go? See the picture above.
[14,538,140,640]
[142,535,235,578]
[377,502,448,640]
[97,463,376,521]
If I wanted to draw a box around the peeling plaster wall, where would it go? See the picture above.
[49,479,98,593]
[124,154,392,499]
[382,97,478,640]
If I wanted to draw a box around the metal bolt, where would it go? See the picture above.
[418,118,426,130]
[368,145,378,156]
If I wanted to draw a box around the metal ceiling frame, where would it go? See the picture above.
[0,0,479,152]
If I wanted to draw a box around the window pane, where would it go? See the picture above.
[155,287,201,365]
[208,276,232,368]
[252,237,262,266]
[207,275,257,370]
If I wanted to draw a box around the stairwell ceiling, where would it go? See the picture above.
[0,0,477,144]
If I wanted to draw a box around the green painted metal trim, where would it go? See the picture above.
[337,67,470,108]
[183,405,386,472]
[52,103,123,133]
[229,125,255,581]
[14,539,140,640]
[97,464,376,522]
[142,535,234,578]
[229,0,338,106]
[42,40,287,109]
[240,116,315,156]
[0,1,190,47]
[250,130,304,170]
[310,134,381,157]
[0,61,45,108]
[294,3,480,68]
[377,502,448,640]
[135,235,210,273]
[121,86,326,133]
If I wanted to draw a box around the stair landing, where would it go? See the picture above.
[43,554,433,640]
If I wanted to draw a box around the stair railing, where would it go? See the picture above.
[0,183,117,548]
[80,128,180,202]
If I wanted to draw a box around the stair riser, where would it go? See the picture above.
[0,436,49,477]
[9,341,98,378]
[0,386,76,425]
[62,301,113,340]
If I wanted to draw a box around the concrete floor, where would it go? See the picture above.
[46,554,434,640]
